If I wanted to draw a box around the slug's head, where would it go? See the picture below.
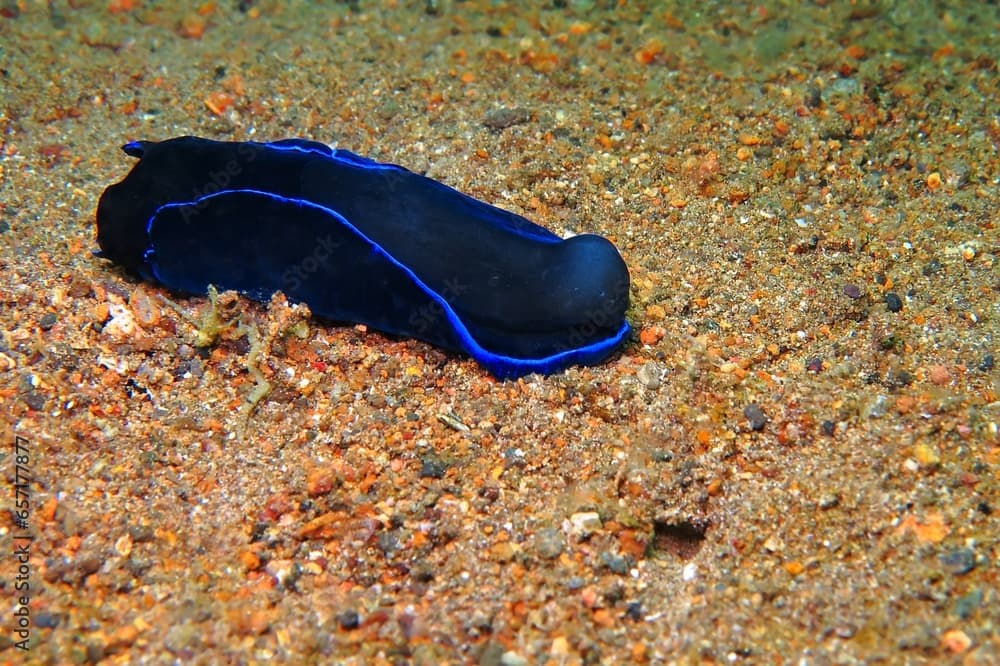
[542,233,630,334]
[96,141,160,275]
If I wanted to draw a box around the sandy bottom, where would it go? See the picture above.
[1,2,997,664]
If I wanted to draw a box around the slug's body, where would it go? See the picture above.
[96,137,630,378]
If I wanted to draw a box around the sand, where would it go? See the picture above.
[1,1,997,664]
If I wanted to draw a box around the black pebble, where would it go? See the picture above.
[821,420,835,436]
[625,601,643,621]
[249,522,269,543]
[806,357,823,373]
[743,404,767,431]
[0,220,9,233]
[337,610,360,630]
[979,354,994,372]
[884,292,903,312]
[39,312,58,330]
[420,455,449,479]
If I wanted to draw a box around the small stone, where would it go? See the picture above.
[913,443,940,467]
[129,287,160,327]
[816,490,841,509]
[419,454,449,479]
[306,468,335,497]
[238,550,261,571]
[68,276,93,298]
[129,524,155,542]
[743,403,767,431]
[834,623,857,639]
[569,511,602,539]
[35,611,61,629]
[489,541,518,562]
[940,628,972,654]
[636,361,662,389]
[644,304,666,320]
[482,107,531,131]
[978,354,994,372]
[533,527,565,559]
[929,364,950,385]
[639,326,665,345]
[411,564,434,583]
[682,562,698,581]
[503,447,526,469]
[22,391,46,411]
[783,560,805,576]
[939,547,976,576]
[887,369,914,388]
[600,551,629,574]
[114,534,133,557]
[580,586,599,608]
[265,559,300,588]
[174,358,204,379]
[337,610,360,630]
[466,610,493,636]
[806,356,823,373]
[884,292,903,312]
[377,99,402,121]
[39,312,58,330]
[842,283,862,299]
[500,651,528,666]
[377,530,401,555]
[109,624,139,649]
[953,589,983,619]
[103,298,138,340]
